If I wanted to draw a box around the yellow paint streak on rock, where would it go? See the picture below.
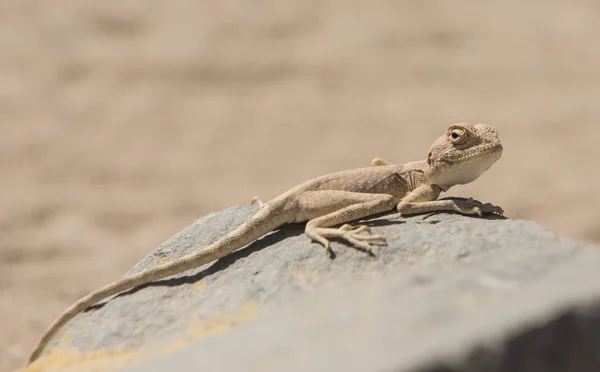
[58,331,72,344]
[19,348,138,372]
[192,280,206,289]
[151,257,174,267]
[188,302,257,339]
[148,302,258,357]
[180,279,206,289]
[20,302,258,372]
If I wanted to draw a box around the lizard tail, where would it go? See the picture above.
[28,203,290,364]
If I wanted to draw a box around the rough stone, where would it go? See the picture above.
[42,205,600,372]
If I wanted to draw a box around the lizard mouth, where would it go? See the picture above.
[441,143,503,164]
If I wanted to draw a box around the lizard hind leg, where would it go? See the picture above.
[302,191,395,255]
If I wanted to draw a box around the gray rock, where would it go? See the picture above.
[47,205,600,372]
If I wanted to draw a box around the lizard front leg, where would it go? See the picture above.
[396,184,504,216]
[299,191,396,254]
[371,157,392,166]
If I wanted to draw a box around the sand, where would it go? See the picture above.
[2,0,600,370]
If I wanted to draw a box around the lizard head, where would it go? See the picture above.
[424,123,503,191]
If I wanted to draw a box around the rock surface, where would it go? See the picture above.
[37,205,600,372]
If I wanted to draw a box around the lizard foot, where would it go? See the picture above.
[465,198,504,216]
[307,224,387,255]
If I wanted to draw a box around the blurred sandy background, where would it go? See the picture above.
[1,0,600,370]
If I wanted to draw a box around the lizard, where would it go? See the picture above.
[28,122,503,364]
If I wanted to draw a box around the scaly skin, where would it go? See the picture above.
[28,123,503,364]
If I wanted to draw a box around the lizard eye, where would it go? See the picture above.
[449,128,465,143]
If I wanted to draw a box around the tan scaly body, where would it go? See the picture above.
[28,123,503,364]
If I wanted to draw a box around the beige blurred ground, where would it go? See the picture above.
[1,0,600,370]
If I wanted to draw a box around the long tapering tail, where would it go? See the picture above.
[28,204,288,364]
